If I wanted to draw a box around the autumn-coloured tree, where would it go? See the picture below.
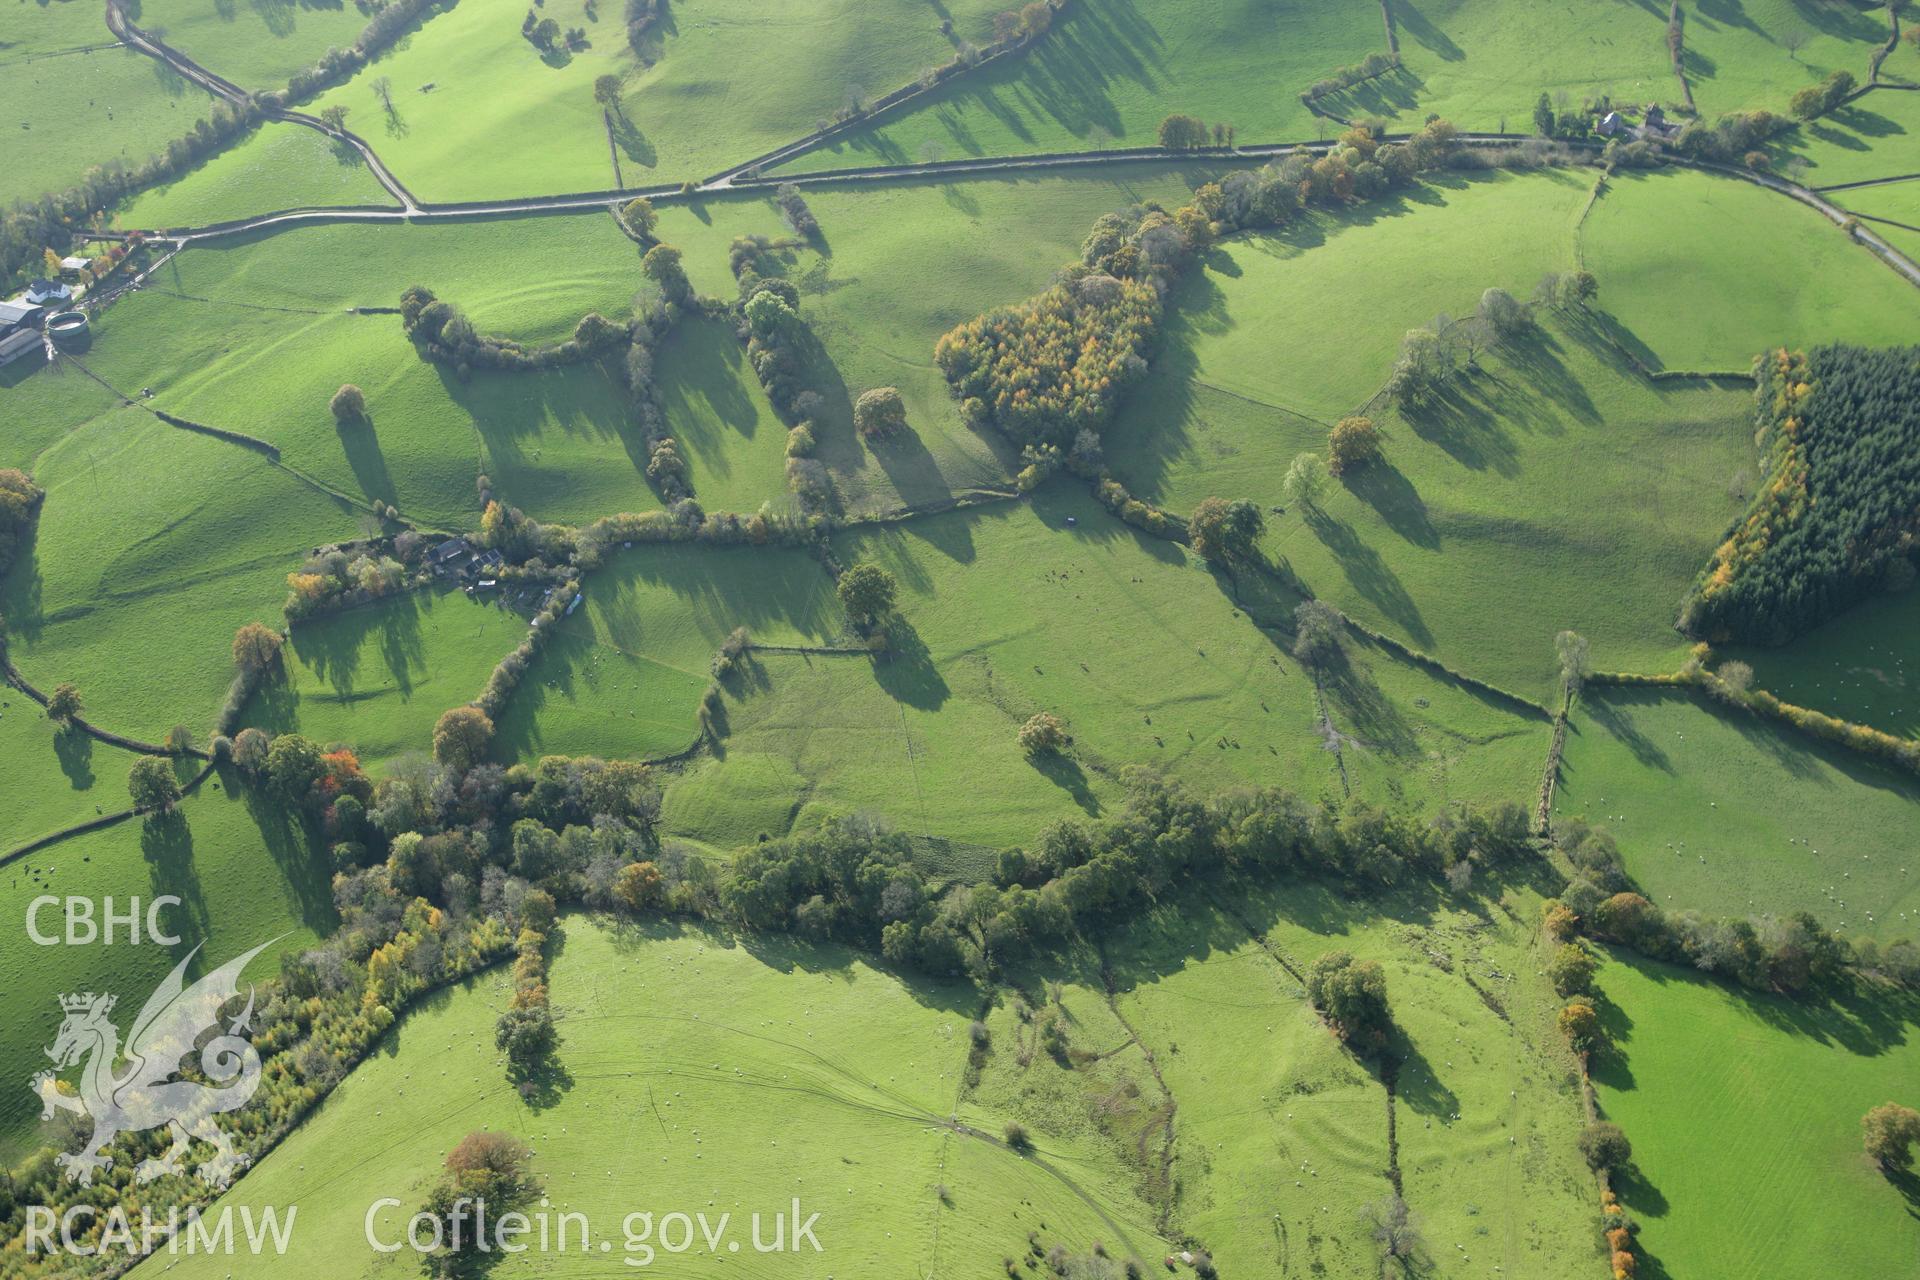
[232,621,284,674]
[1188,497,1265,563]
[1558,999,1602,1053]
[1862,1102,1920,1169]
[853,386,909,439]
[433,706,494,772]
[46,682,82,724]
[613,860,664,911]
[128,756,182,813]
[1327,415,1381,475]
[1018,711,1067,757]
[330,383,366,424]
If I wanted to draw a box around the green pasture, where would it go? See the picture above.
[779,0,1381,174]
[117,122,395,229]
[704,167,1210,516]
[1556,686,1920,941]
[127,917,1170,1279]
[492,541,839,763]
[1592,948,1920,1280]
[1580,167,1920,371]
[1,405,369,741]
[1838,172,1920,231]
[670,490,1544,855]
[0,358,126,472]
[307,0,1006,201]
[1681,0,1893,118]
[654,314,792,515]
[0,776,332,1162]
[74,214,652,528]
[1726,589,1920,740]
[0,692,143,855]
[1776,85,1920,187]
[0,0,219,207]
[239,587,528,768]
[1098,168,1747,699]
[134,0,374,91]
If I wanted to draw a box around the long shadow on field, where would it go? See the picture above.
[1304,510,1433,649]
[143,809,210,955]
[1031,750,1100,815]
[1342,460,1437,550]
[0,519,45,642]
[239,774,340,935]
[1564,306,1669,377]
[53,727,95,790]
[337,418,398,508]
[1388,0,1464,60]
[870,617,949,711]
[1575,689,1672,773]
[285,588,428,702]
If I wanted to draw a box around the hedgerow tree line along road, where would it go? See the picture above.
[85,0,1920,299]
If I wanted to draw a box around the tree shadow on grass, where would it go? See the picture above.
[610,112,656,168]
[143,808,209,955]
[1576,688,1674,773]
[1304,509,1433,649]
[871,617,949,711]
[53,726,95,790]
[1341,459,1438,550]
[1387,0,1463,60]
[239,773,339,935]
[337,418,398,508]
[1031,750,1100,816]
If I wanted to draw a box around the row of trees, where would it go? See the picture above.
[399,284,629,373]
[1789,69,1856,122]
[284,542,413,622]
[1681,345,1920,645]
[0,98,252,291]
[939,119,1467,458]
[1550,817,1920,994]
[1304,51,1400,102]
[0,468,43,580]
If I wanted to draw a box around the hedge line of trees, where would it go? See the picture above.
[284,542,415,622]
[1680,345,1920,645]
[1,98,256,290]
[474,577,580,720]
[1550,818,1920,994]
[270,0,447,106]
[0,468,44,580]
[399,285,629,373]
[936,120,1464,453]
[1302,51,1400,103]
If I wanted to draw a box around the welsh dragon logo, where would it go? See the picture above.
[31,940,275,1189]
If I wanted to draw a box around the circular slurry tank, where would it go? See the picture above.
[46,310,90,350]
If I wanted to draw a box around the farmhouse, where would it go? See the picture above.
[428,537,474,573]
[23,279,72,306]
[1597,111,1623,137]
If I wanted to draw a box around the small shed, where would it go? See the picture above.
[0,328,43,367]
[59,256,90,276]
[428,537,473,567]
[1597,111,1623,137]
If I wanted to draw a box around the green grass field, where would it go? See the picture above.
[239,587,529,768]
[1556,687,1920,940]
[1776,85,1920,187]
[1591,948,1920,1280]
[0,0,220,207]
[1580,167,1920,372]
[134,0,374,92]
[1098,168,1750,699]
[493,541,840,763]
[1,406,368,742]
[125,916,1172,1279]
[738,166,1210,515]
[778,0,1382,174]
[116,122,396,228]
[1726,589,1920,740]
[654,314,792,514]
[1680,0,1893,118]
[1838,174,1920,235]
[0,777,332,1161]
[70,214,650,528]
[305,0,1006,201]
[668,490,1546,854]
[0,692,144,855]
